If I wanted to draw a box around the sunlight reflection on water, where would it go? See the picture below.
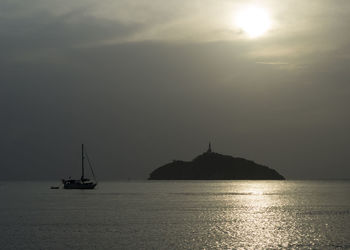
[0,181,349,249]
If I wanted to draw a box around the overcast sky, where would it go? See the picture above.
[1,0,350,180]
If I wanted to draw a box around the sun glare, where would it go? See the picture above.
[235,6,271,38]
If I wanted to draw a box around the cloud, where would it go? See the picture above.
[2,0,350,60]
[1,0,350,179]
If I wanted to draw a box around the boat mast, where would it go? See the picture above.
[81,144,84,180]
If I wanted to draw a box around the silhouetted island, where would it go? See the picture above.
[149,143,285,180]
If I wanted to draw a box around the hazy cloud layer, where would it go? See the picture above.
[1,0,350,180]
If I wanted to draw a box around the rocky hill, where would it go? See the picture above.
[149,149,285,180]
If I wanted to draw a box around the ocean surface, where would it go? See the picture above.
[0,181,349,249]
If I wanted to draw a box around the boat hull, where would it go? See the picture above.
[62,179,97,189]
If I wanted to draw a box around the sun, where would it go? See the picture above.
[235,6,271,38]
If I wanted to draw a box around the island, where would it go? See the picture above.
[148,143,285,180]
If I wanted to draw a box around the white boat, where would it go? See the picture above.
[62,144,97,189]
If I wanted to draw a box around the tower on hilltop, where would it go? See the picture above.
[206,142,212,153]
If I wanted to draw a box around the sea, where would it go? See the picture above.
[0,180,349,249]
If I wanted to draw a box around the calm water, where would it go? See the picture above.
[0,181,349,249]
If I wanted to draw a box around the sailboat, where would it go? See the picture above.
[62,144,97,189]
